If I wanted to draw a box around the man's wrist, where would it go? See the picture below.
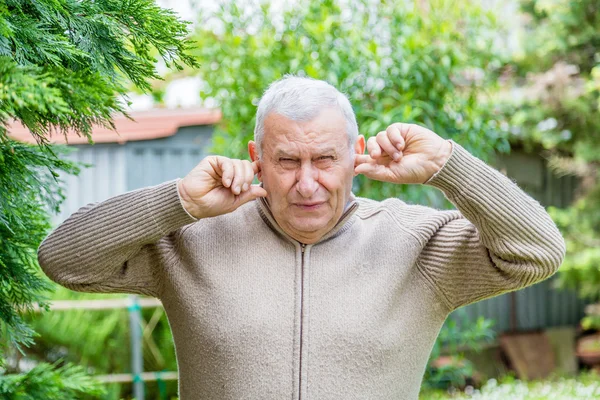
[176,179,199,221]
[433,140,453,168]
[424,140,453,184]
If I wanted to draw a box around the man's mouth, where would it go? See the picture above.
[293,202,325,211]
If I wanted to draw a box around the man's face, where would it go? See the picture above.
[249,108,364,244]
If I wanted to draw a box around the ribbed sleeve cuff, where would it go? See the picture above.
[424,140,484,199]
[144,180,198,236]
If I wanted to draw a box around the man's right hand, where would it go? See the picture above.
[177,156,267,219]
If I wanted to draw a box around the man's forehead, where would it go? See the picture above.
[267,130,347,153]
[272,144,339,156]
[264,113,348,146]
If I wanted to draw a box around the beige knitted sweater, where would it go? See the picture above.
[38,142,565,399]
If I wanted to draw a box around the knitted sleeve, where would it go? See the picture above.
[414,141,566,312]
[37,180,197,298]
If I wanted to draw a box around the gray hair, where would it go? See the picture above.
[253,76,358,154]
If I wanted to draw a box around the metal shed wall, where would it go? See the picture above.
[54,143,127,224]
[54,125,213,222]
[125,125,213,191]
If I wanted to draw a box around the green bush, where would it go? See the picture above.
[192,0,510,206]
[1,0,196,397]
[22,287,178,400]
[423,309,495,390]
[499,0,600,301]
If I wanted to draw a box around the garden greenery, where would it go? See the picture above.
[503,0,600,301]
[420,372,600,400]
[191,0,511,206]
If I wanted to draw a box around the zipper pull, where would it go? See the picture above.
[301,243,306,253]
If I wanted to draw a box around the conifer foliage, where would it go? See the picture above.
[0,0,197,397]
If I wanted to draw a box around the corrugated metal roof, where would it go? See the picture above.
[8,107,222,145]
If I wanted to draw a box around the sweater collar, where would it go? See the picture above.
[256,195,359,246]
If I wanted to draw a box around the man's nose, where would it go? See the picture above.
[295,163,319,198]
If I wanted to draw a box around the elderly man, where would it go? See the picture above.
[38,76,565,399]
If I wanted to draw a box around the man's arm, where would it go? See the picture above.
[355,123,565,312]
[38,157,266,297]
[38,180,197,297]
[416,142,564,311]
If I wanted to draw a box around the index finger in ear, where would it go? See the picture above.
[354,154,375,165]
[251,160,261,175]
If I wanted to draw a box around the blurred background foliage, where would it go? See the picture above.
[21,289,179,399]
[191,0,511,206]
[424,309,496,391]
[497,0,600,303]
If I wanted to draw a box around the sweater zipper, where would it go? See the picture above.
[296,207,356,399]
[255,198,357,399]
[298,243,306,400]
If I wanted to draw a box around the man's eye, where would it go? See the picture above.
[316,156,335,162]
[279,158,298,166]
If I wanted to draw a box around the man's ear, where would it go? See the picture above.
[248,141,258,161]
[248,141,262,181]
[354,135,366,154]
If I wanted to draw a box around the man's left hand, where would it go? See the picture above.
[354,123,452,184]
